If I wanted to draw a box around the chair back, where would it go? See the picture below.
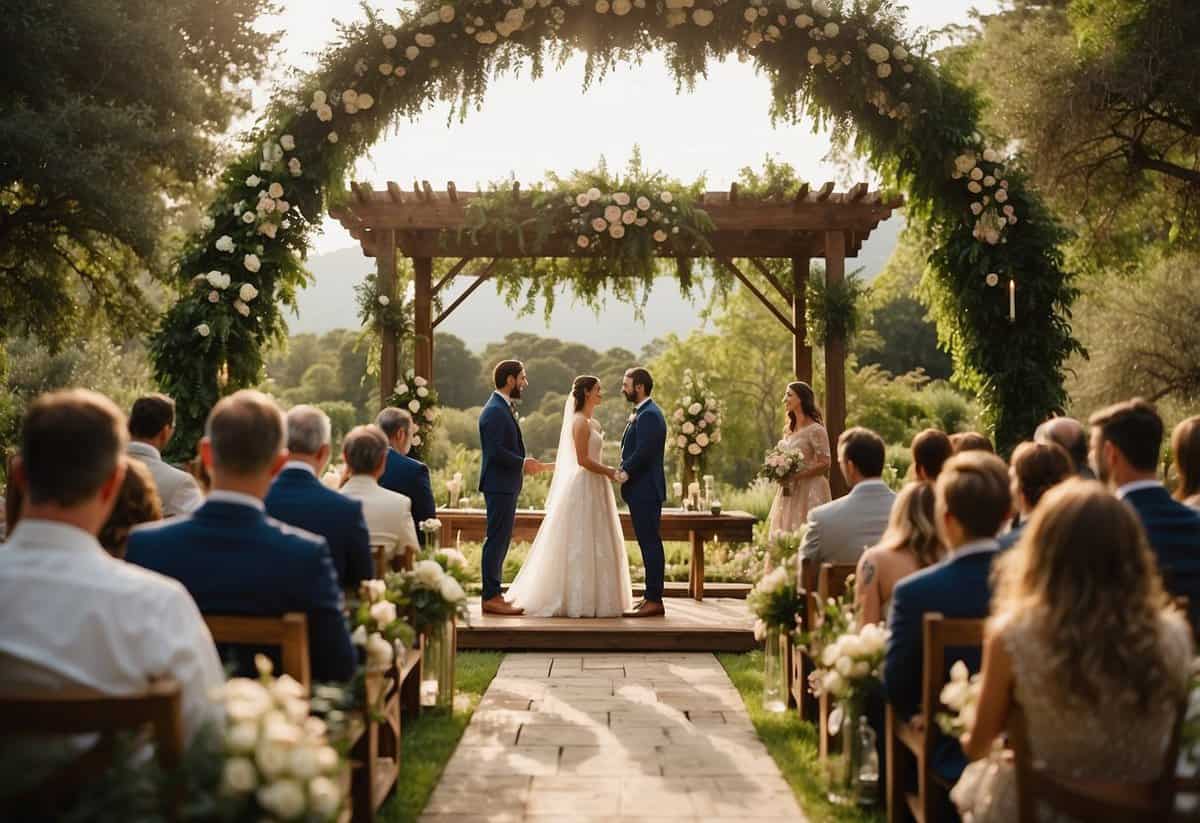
[919,613,986,752]
[0,679,184,808]
[371,541,392,578]
[204,612,310,690]
[1009,701,1183,823]
[817,562,857,606]
[799,557,821,628]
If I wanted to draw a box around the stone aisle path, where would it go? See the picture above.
[420,652,807,822]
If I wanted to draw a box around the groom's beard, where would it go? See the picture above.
[510,386,522,400]
[622,389,637,403]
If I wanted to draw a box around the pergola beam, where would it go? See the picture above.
[750,258,792,303]
[433,259,498,329]
[717,258,797,335]
[432,257,475,295]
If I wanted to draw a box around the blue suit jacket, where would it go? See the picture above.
[620,399,667,504]
[265,467,373,590]
[1124,485,1200,627]
[884,540,1000,782]
[379,449,437,543]
[478,392,525,496]
[996,522,1024,551]
[126,500,356,684]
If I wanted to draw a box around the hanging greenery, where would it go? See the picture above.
[806,269,866,345]
[151,0,1081,458]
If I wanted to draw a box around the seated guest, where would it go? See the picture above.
[265,405,372,590]
[953,481,1192,821]
[997,440,1072,550]
[340,425,419,562]
[910,428,954,484]
[376,407,436,544]
[1035,415,1095,479]
[127,390,355,684]
[884,450,1011,784]
[855,482,943,627]
[126,393,203,516]
[98,458,163,559]
[799,427,895,566]
[1089,398,1200,626]
[1172,415,1200,509]
[949,431,994,454]
[0,390,223,746]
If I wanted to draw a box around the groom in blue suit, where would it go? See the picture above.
[478,360,551,615]
[619,367,668,617]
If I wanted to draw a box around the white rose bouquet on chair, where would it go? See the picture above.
[936,660,983,736]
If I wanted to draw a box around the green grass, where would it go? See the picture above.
[381,651,504,823]
[716,651,884,823]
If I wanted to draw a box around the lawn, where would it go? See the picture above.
[717,651,884,823]
[380,651,504,823]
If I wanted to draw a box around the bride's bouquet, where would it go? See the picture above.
[758,447,808,496]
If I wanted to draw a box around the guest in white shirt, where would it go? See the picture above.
[0,390,224,777]
[127,393,203,516]
[340,425,420,563]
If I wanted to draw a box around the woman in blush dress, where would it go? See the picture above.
[766,381,832,536]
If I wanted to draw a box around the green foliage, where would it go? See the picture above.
[316,401,358,444]
[0,0,278,349]
[150,0,1080,457]
[806,268,866,345]
[431,334,483,409]
[847,365,980,446]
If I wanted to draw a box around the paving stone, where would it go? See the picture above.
[525,776,621,816]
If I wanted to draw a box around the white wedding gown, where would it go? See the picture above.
[504,409,633,618]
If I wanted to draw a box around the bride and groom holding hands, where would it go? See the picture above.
[477,360,668,619]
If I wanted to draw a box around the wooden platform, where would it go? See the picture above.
[456,597,756,653]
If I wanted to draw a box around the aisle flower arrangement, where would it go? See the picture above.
[669,369,722,485]
[387,555,470,633]
[747,559,805,712]
[351,579,416,671]
[387,370,440,461]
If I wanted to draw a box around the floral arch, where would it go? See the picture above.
[151,0,1080,458]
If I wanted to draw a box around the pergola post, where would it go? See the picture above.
[824,231,848,499]
[413,256,434,382]
[377,230,398,405]
[791,256,812,383]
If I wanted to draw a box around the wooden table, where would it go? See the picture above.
[435,508,756,601]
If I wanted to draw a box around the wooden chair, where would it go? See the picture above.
[886,612,985,823]
[1009,702,1183,822]
[204,612,310,690]
[816,561,859,761]
[791,556,822,720]
[371,542,391,579]
[349,644,423,823]
[0,679,183,813]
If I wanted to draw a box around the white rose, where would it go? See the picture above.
[195,323,211,337]
[216,235,235,253]
[369,600,398,626]
[807,46,823,65]
[475,30,498,44]
[577,235,590,248]
[289,745,322,780]
[575,193,591,208]
[682,422,695,434]
[591,217,607,232]
[835,656,853,677]
[892,45,908,60]
[351,624,368,646]
[745,31,762,48]
[968,181,983,194]
[688,402,702,415]
[866,42,889,63]
[659,191,673,203]
[413,375,428,387]
[970,202,983,216]
[603,204,621,223]
[877,62,892,78]
[822,670,844,696]
[309,775,341,817]
[995,189,1008,203]
[417,386,429,398]
[243,254,261,273]
[207,290,221,303]
[653,229,668,242]
[258,778,306,819]
[414,559,444,587]
[288,157,302,177]
[362,579,387,603]
[316,103,333,122]
[311,90,326,106]
[636,195,651,210]
[366,632,394,667]
[382,32,398,49]
[226,721,260,753]
[609,224,625,239]
[795,13,813,27]
[821,643,841,667]
[824,22,838,36]
[852,661,870,678]
[206,270,227,289]
[407,399,421,414]
[327,131,339,143]
[246,174,261,187]
[439,575,466,603]
[439,5,456,23]
[255,742,289,780]
[200,215,215,231]
[687,443,701,455]
[377,294,390,307]
[812,0,832,15]
[954,153,977,174]
[743,7,758,23]
[612,0,632,14]
[696,433,710,447]
[621,209,636,225]
[267,182,283,200]
[753,619,766,642]
[242,211,256,224]
[415,33,435,48]
[234,299,250,317]
[676,435,688,448]
[405,45,421,60]
[222,756,258,794]
[595,0,610,11]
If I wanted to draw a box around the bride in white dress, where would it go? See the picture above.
[504,376,634,617]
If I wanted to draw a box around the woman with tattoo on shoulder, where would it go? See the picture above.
[855,482,944,627]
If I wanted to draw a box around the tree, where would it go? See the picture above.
[433,332,483,409]
[0,0,278,347]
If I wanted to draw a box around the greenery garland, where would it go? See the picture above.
[151,0,1080,458]
[806,268,865,344]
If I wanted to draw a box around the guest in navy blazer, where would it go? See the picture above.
[620,367,668,617]
[127,390,355,684]
[477,360,551,614]
[884,451,1012,784]
[376,406,437,545]
[265,405,372,590]
[997,440,1072,551]
[1090,398,1200,626]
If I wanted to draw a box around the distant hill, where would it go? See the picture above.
[288,216,903,351]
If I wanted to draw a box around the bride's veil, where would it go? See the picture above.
[542,394,581,514]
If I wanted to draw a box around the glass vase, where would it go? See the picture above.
[762,627,788,713]
[424,528,440,554]
[827,697,877,805]
[420,618,455,710]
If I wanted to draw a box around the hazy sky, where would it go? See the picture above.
[250,1,1002,255]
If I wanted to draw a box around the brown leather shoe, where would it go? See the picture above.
[623,600,665,618]
[482,596,525,616]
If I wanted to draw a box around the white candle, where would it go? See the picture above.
[1009,278,1015,322]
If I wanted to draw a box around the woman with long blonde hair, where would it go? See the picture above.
[952,480,1192,820]
[855,482,943,627]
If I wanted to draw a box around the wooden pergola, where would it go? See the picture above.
[332,180,902,495]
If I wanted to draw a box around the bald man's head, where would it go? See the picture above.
[1035,417,1088,474]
